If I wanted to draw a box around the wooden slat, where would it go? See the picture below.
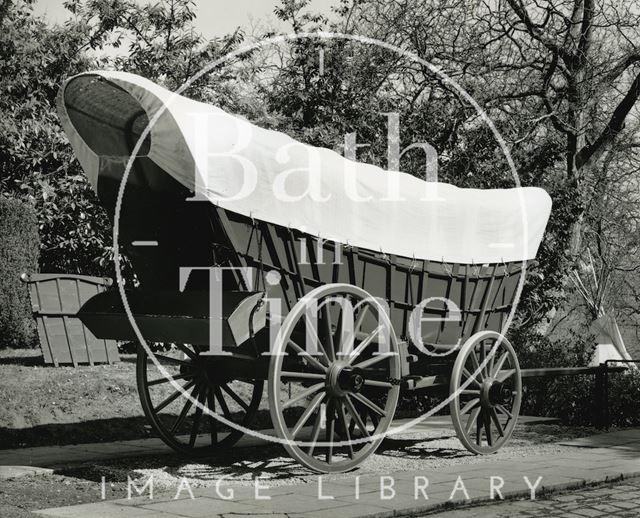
[472,264,498,334]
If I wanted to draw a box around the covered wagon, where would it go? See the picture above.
[57,71,552,472]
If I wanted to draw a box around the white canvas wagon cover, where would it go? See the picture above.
[57,71,552,264]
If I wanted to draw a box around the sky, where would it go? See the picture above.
[33,0,336,39]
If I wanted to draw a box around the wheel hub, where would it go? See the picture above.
[327,363,365,395]
[482,379,512,407]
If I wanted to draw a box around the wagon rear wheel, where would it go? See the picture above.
[268,284,401,473]
[449,331,521,455]
[137,343,263,457]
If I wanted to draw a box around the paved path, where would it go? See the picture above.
[0,416,558,472]
[431,477,640,517]
[33,428,640,518]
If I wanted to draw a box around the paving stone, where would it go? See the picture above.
[610,491,639,500]
[553,494,584,502]
[611,500,638,509]
[35,502,163,517]
[592,503,626,512]
[289,503,393,518]
[141,497,261,517]
[235,494,352,514]
[570,508,607,517]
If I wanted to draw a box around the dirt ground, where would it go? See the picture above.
[0,348,273,449]
[0,349,149,448]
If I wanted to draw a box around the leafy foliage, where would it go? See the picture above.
[0,197,39,348]
[0,0,112,275]
[0,0,244,278]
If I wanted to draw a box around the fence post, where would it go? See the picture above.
[604,360,610,430]
[594,364,604,429]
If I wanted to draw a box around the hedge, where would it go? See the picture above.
[0,197,40,348]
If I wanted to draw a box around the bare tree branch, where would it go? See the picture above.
[576,70,640,168]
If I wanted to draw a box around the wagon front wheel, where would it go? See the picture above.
[268,284,401,473]
[449,331,521,455]
[137,343,263,457]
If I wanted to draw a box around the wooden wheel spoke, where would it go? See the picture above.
[283,383,325,410]
[490,408,505,437]
[344,395,371,438]
[288,339,328,373]
[468,350,484,382]
[154,380,196,413]
[333,304,345,355]
[207,387,218,445]
[148,372,193,386]
[336,402,354,458]
[174,343,197,360]
[170,384,199,434]
[304,317,330,367]
[488,344,497,375]
[214,386,231,418]
[321,303,336,362]
[492,352,509,377]
[495,404,513,420]
[484,410,493,446]
[462,368,482,388]
[348,325,384,365]
[354,352,391,370]
[496,369,516,382]
[341,302,366,357]
[220,383,250,412]
[460,398,480,415]
[292,392,325,437]
[479,342,488,378]
[350,392,386,417]
[325,405,335,464]
[465,406,481,435]
[354,304,370,335]
[189,385,207,448]
[307,408,323,456]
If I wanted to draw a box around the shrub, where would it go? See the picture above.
[608,368,640,427]
[0,197,40,348]
[525,368,640,428]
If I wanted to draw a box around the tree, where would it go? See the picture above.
[321,0,640,336]
[0,0,245,276]
[0,0,111,275]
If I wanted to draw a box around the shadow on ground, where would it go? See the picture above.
[0,417,155,449]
